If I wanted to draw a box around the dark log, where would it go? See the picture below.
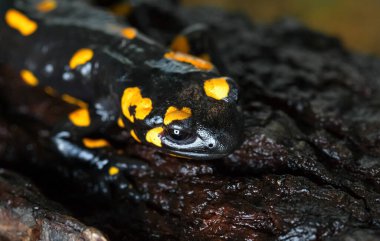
[0,169,108,241]
[1,2,380,241]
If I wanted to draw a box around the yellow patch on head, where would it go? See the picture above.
[108,166,120,176]
[121,27,137,39]
[69,108,91,127]
[62,94,88,108]
[204,77,230,100]
[135,98,152,120]
[69,48,94,69]
[121,87,152,123]
[82,138,109,149]
[146,127,164,147]
[130,130,141,143]
[117,117,125,128]
[164,106,192,125]
[20,70,39,86]
[171,35,190,54]
[5,9,38,36]
[36,0,57,12]
[164,51,213,71]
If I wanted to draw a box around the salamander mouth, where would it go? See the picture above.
[160,129,240,160]
[168,150,229,160]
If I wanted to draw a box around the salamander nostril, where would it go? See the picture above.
[208,143,214,148]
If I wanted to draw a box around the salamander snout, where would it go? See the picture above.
[198,125,243,158]
[160,118,243,160]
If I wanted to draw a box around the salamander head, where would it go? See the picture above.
[120,72,243,160]
[161,76,243,160]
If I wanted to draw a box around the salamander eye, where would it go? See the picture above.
[167,128,192,142]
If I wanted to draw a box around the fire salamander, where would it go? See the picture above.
[0,0,243,172]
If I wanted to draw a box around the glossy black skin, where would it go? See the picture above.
[0,0,243,163]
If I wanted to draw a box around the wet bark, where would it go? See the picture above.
[1,1,380,241]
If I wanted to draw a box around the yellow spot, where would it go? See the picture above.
[5,9,38,36]
[20,70,39,86]
[44,86,58,96]
[164,52,213,71]
[69,108,91,127]
[62,94,88,108]
[36,0,57,12]
[121,87,152,123]
[69,48,94,69]
[117,117,125,128]
[146,127,164,147]
[121,27,137,39]
[130,130,141,143]
[204,77,230,100]
[108,166,120,176]
[82,138,109,148]
[164,106,192,125]
[135,98,153,120]
[171,35,190,53]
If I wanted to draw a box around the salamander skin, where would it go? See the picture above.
[0,0,243,162]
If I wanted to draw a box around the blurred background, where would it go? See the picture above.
[183,0,380,56]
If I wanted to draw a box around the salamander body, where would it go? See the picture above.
[0,0,243,160]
